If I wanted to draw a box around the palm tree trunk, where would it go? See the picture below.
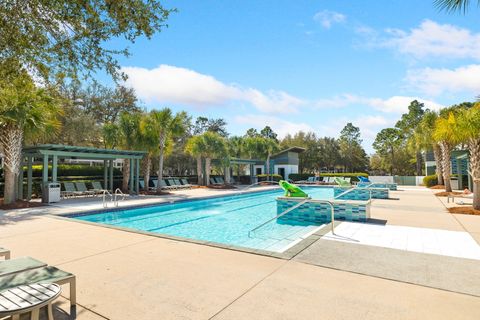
[468,138,480,210]
[0,125,23,204]
[205,158,211,186]
[142,155,151,191]
[224,166,230,185]
[416,151,422,176]
[440,141,452,192]
[122,159,130,192]
[196,155,203,185]
[158,135,166,189]
[433,144,444,185]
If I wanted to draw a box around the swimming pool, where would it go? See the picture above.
[68,186,334,253]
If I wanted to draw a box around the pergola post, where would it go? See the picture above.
[42,154,49,184]
[52,155,58,182]
[250,164,254,184]
[103,160,108,190]
[18,157,24,200]
[135,158,140,194]
[109,160,114,192]
[27,156,32,201]
[129,158,134,195]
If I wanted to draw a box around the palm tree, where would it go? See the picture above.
[416,111,444,185]
[138,113,160,190]
[434,0,477,12]
[202,132,228,186]
[456,104,480,209]
[262,138,280,182]
[0,62,61,204]
[150,108,187,187]
[433,112,462,192]
[118,112,142,192]
[185,135,207,185]
[227,136,245,179]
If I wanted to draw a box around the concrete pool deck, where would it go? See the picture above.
[1,186,480,319]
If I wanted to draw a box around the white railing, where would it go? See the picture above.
[102,188,127,208]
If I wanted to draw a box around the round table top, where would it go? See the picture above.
[0,283,61,315]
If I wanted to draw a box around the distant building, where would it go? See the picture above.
[424,150,472,190]
[253,147,305,179]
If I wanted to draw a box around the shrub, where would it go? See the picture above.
[423,174,438,187]
[257,174,282,182]
[25,164,121,177]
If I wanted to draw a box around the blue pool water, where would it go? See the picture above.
[69,186,333,252]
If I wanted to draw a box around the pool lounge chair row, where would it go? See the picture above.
[0,249,76,312]
[61,181,107,198]
[298,176,351,185]
[141,178,194,191]
[210,176,225,185]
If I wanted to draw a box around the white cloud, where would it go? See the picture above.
[366,96,444,113]
[121,65,304,114]
[405,64,480,96]
[313,94,443,113]
[313,10,346,29]
[234,115,314,138]
[363,20,480,60]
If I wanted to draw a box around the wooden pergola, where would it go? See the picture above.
[21,144,146,200]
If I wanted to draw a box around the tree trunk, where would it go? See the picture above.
[433,144,444,185]
[266,154,270,182]
[0,125,23,204]
[142,155,151,191]
[205,158,211,186]
[416,151,422,176]
[440,141,452,192]
[122,159,130,192]
[158,135,166,188]
[468,138,480,210]
[196,156,203,185]
[224,166,231,185]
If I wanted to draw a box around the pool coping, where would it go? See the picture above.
[49,186,339,260]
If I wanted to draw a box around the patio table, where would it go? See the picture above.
[0,283,61,320]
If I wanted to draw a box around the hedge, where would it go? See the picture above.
[423,174,438,187]
[257,174,283,182]
[288,173,368,182]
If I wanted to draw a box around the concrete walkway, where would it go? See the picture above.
[1,186,480,319]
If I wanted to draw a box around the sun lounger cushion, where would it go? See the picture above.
[0,257,46,277]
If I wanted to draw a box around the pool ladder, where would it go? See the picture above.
[248,199,335,238]
[102,188,127,208]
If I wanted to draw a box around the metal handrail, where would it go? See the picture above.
[114,188,127,207]
[102,190,113,208]
[248,198,335,238]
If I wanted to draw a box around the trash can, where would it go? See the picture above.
[42,182,61,203]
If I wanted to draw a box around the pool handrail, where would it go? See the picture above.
[334,186,372,201]
[248,198,335,238]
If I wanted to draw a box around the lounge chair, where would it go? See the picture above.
[0,266,76,309]
[322,177,332,184]
[0,257,46,277]
[181,178,193,188]
[209,177,219,185]
[448,193,474,204]
[166,179,180,189]
[75,182,96,197]
[0,248,10,260]
[62,182,83,198]
[172,179,188,189]
[160,179,176,190]
[90,181,107,194]
[334,177,351,187]
[216,176,225,184]
[358,176,371,183]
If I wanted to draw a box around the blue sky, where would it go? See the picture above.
[105,0,480,153]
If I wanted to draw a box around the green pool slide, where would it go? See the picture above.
[279,180,308,198]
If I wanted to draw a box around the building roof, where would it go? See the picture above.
[23,144,146,159]
[272,146,305,157]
